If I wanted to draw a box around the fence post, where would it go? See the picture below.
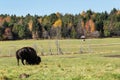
[55,40,63,55]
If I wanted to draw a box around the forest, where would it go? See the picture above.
[0,8,120,40]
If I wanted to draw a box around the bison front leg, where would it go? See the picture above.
[21,59,25,65]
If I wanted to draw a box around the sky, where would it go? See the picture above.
[0,0,120,16]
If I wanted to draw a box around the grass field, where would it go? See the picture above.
[0,38,120,80]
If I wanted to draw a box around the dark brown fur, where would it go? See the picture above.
[16,47,41,66]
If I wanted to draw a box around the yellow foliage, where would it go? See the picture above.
[56,12,61,18]
[42,18,49,25]
[28,20,33,31]
[81,11,86,17]
[81,21,85,28]
[38,18,42,24]
[53,19,62,27]
[18,19,23,24]
[68,22,73,27]
[91,14,96,19]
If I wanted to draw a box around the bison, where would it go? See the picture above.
[16,47,41,66]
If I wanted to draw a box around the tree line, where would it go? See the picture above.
[0,8,120,40]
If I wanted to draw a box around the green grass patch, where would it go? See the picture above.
[0,38,120,80]
[0,54,120,80]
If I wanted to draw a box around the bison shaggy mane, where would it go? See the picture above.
[16,47,41,66]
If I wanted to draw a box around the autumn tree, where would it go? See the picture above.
[0,8,120,40]
[0,27,4,40]
[32,17,43,39]
[76,19,84,38]
[49,13,58,25]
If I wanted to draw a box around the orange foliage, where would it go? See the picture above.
[116,10,120,15]
[85,19,95,32]
[85,21,89,32]
[89,19,95,32]
[0,16,11,27]
[0,17,4,26]
[4,16,11,22]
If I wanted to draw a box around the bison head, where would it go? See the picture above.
[35,56,41,64]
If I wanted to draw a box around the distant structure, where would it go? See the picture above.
[81,35,86,41]
[80,35,92,53]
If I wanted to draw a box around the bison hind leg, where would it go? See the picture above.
[25,61,28,65]
[17,58,19,66]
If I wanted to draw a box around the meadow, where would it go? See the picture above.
[0,38,120,80]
